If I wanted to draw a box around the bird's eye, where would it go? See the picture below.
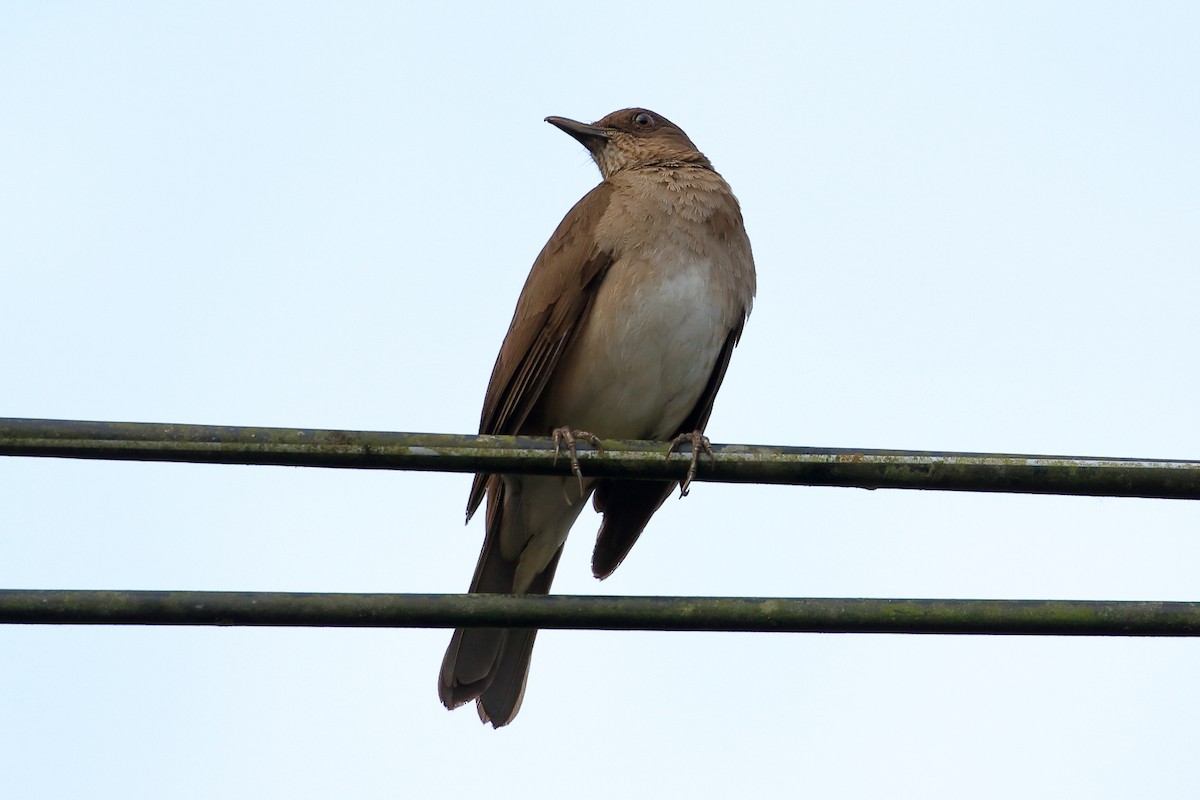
[633,112,654,127]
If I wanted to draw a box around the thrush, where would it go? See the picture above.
[438,108,756,726]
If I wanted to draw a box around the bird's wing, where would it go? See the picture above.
[466,182,616,519]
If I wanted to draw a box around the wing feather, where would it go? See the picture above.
[466,182,616,519]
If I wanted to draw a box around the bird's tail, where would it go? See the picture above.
[438,475,584,727]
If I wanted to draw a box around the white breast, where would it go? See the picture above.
[540,252,735,440]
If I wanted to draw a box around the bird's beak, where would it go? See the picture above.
[545,116,612,150]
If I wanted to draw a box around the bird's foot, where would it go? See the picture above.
[666,431,715,497]
[552,427,603,492]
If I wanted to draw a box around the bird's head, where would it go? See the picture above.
[545,108,711,179]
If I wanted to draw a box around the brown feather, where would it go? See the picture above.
[440,476,571,722]
[466,183,616,519]
[445,108,756,727]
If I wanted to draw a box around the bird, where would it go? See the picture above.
[438,108,756,727]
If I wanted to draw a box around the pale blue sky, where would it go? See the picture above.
[3,3,1200,798]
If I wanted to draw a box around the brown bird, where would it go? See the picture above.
[438,108,756,726]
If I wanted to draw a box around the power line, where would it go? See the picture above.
[3,417,1199,499]
[4,590,1199,636]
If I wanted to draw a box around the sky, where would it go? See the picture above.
[2,2,1200,797]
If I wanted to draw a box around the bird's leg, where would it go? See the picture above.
[666,430,716,497]
[551,427,604,492]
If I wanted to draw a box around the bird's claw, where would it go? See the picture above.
[666,431,715,497]
[552,427,603,493]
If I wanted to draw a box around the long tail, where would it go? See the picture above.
[438,475,586,727]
